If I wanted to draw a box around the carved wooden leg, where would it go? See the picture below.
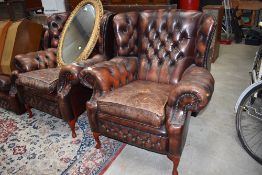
[68,119,77,138]
[25,104,33,118]
[167,155,180,175]
[93,132,101,149]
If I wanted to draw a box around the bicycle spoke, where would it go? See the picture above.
[245,128,262,144]
[241,121,260,131]
[255,137,262,157]
[252,132,262,155]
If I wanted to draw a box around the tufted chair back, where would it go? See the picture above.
[43,13,69,50]
[113,9,215,84]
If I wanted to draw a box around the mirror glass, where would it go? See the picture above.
[62,4,96,64]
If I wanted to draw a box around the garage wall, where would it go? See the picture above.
[41,0,67,14]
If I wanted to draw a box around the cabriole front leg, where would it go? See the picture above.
[25,104,33,118]
[93,132,101,149]
[68,118,77,138]
[86,101,101,149]
[58,93,78,138]
[166,103,192,175]
[167,154,180,175]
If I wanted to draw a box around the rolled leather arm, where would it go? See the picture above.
[166,66,214,157]
[57,54,107,93]
[14,48,57,73]
[79,56,138,96]
[167,66,214,124]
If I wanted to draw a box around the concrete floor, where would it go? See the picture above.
[104,44,262,175]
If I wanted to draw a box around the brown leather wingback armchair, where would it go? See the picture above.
[79,9,215,174]
[0,13,68,114]
[13,11,115,138]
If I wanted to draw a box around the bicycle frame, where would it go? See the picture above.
[235,47,262,113]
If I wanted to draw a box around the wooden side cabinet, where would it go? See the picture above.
[0,0,43,21]
[24,0,43,12]
[67,0,172,10]
[102,0,170,4]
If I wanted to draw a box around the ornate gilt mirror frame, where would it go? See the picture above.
[57,0,103,66]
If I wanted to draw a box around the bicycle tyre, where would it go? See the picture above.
[236,82,262,165]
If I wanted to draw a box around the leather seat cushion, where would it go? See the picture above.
[97,80,173,128]
[0,75,11,92]
[17,68,60,94]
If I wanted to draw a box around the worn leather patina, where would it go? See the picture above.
[98,80,173,128]
[17,68,60,94]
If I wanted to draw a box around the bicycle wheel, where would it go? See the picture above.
[236,82,262,165]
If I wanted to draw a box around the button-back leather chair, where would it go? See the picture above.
[79,9,215,174]
[13,11,115,138]
[0,13,68,115]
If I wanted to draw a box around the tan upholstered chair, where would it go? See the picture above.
[0,19,43,114]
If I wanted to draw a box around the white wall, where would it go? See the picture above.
[41,0,66,14]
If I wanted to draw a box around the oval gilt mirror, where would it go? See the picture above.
[57,0,103,66]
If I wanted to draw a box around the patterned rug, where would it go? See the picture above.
[0,108,125,175]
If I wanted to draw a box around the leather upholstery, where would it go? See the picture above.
[98,117,168,154]
[13,11,116,138]
[14,48,57,73]
[80,56,138,93]
[43,13,69,50]
[0,11,114,115]
[80,9,216,175]
[113,10,215,84]
[14,11,115,75]
[0,75,11,92]
[167,66,214,116]
[98,10,115,58]
[97,80,173,128]
[57,54,107,92]
[113,12,139,56]
[17,68,60,94]
[22,87,61,118]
